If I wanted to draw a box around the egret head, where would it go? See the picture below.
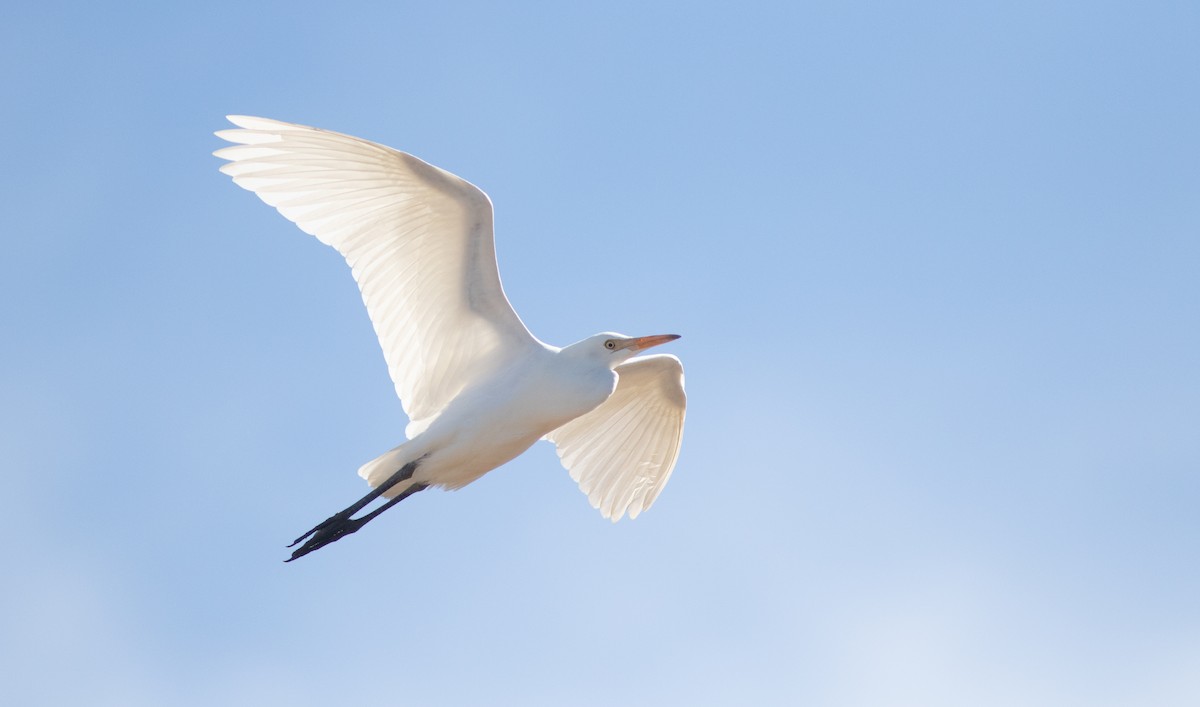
[568,332,681,369]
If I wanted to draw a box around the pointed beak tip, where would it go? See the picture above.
[629,333,681,351]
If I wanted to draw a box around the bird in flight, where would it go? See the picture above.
[214,116,686,561]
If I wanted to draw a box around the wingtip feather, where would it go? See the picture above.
[227,114,290,130]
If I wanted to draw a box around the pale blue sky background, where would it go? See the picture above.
[2,1,1198,705]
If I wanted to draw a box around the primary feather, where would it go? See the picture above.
[215,115,539,438]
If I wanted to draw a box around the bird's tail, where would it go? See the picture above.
[357,443,422,498]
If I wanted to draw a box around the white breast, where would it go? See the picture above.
[410,352,616,490]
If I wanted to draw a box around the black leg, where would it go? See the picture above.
[285,460,427,562]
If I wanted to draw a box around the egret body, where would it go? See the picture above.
[214,117,686,560]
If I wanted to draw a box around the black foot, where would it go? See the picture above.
[283,476,429,562]
[285,511,367,561]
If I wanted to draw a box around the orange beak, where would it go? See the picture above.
[623,334,681,352]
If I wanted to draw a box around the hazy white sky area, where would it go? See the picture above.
[2,2,1197,705]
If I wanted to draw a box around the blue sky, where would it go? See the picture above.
[3,1,1198,705]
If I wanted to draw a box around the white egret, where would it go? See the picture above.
[214,116,686,560]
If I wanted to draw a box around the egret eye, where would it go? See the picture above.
[604,340,617,350]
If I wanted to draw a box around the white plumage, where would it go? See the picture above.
[545,354,685,520]
[214,116,686,559]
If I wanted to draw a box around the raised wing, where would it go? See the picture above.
[545,354,686,521]
[214,116,541,437]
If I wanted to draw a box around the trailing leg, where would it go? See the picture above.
[285,460,427,562]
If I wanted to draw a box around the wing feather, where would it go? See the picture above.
[214,116,541,436]
[545,354,686,521]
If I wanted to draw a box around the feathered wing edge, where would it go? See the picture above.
[213,115,541,437]
[545,354,686,521]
